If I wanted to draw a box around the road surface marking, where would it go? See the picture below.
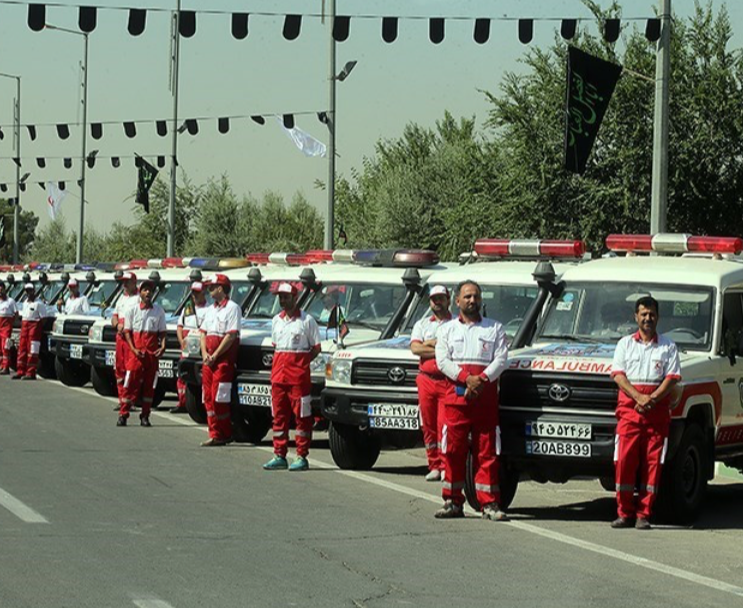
[0,487,49,523]
[132,596,175,608]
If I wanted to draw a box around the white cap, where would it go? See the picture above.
[24,283,34,290]
[277,282,297,295]
[429,285,449,298]
[68,278,79,287]
[190,281,203,292]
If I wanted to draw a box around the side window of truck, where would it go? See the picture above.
[720,291,743,355]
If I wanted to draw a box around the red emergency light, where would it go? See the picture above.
[127,259,148,269]
[245,253,271,265]
[606,234,743,255]
[474,239,586,259]
[304,250,334,263]
[162,257,185,268]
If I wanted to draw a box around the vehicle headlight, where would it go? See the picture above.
[330,359,352,385]
[185,333,201,357]
[52,319,62,334]
[310,353,331,374]
[89,325,103,342]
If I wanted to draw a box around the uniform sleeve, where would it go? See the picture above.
[410,319,424,344]
[435,325,465,383]
[81,296,90,313]
[665,342,682,380]
[271,315,278,346]
[177,309,185,328]
[482,324,509,383]
[123,306,134,331]
[226,302,241,334]
[611,337,627,377]
[200,308,211,334]
[306,315,321,347]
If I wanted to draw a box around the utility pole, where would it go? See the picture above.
[650,0,671,234]
[325,0,336,250]
[12,77,20,264]
[168,0,181,257]
[77,32,89,263]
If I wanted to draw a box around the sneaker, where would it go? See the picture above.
[0,369,10,375]
[434,500,464,519]
[116,416,127,427]
[289,456,309,471]
[263,455,288,470]
[610,516,634,529]
[200,437,232,447]
[425,469,442,482]
[635,517,652,530]
[21,375,36,380]
[481,503,509,522]
[11,374,22,380]
[140,416,152,427]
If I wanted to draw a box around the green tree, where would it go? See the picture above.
[0,200,39,262]
[186,175,244,257]
[30,216,75,262]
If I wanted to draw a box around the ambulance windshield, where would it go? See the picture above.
[154,282,191,315]
[304,283,407,331]
[87,280,119,309]
[538,282,714,350]
[402,283,538,340]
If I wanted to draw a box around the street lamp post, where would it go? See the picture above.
[650,0,671,234]
[0,73,21,263]
[46,25,89,263]
[168,1,182,257]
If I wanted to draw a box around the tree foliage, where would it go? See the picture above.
[0,199,39,262]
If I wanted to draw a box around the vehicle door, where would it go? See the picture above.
[716,290,743,429]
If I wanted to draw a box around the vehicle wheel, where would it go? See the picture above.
[90,365,116,396]
[55,356,90,388]
[231,405,272,444]
[599,476,615,492]
[184,382,207,424]
[465,451,519,512]
[38,354,57,379]
[328,422,381,470]
[656,424,708,524]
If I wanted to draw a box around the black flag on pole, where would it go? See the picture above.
[564,46,622,174]
[135,155,158,213]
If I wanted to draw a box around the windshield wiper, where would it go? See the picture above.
[539,334,604,344]
[348,320,381,331]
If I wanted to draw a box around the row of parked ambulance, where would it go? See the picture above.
[4,233,743,523]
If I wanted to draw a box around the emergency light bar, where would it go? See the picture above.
[245,253,271,265]
[96,262,118,272]
[304,250,334,263]
[606,234,743,255]
[474,239,586,259]
[188,257,249,270]
[331,249,439,267]
[162,257,185,268]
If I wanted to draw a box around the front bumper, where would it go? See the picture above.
[321,387,417,428]
[52,336,89,362]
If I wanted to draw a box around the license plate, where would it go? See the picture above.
[158,360,174,378]
[237,383,271,407]
[526,420,591,440]
[104,350,115,366]
[525,439,591,458]
[70,344,84,359]
[368,403,420,431]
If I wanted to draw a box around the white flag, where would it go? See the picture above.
[276,117,327,158]
[46,181,68,220]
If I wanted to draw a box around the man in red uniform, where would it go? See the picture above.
[434,280,509,521]
[200,273,241,446]
[173,281,208,414]
[263,283,321,471]
[112,272,139,411]
[410,285,452,481]
[118,279,166,427]
[610,296,681,530]
[13,283,46,380]
[0,280,19,375]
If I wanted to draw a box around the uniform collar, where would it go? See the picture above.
[213,298,229,309]
[430,312,452,322]
[632,330,658,344]
[280,308,301,320]
[458,312,482,324]
[139,301,153,310]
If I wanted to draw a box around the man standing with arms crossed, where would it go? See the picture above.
[610,296,681,530]
[112,272,139,411]
[410,285,452,481]
[434,280,509,521]
[0,280,18,375]
[263,283,321,471]
[57,278,90,315]
[118,279,166,427]
[200,273,241,447]
[173,281,208,414]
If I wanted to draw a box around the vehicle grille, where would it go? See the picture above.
[63,320,94,337]
[351,359,419,388]
[499,371,618,411]
[237,345,275,371]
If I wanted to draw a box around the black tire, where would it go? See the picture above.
[185,382,207,424]
[328,422,381,470]
[655,424,708,524]
[54,356,90,387]
[464,451,519,512]
[38,353,57,379]
[599,476,615,492]
[231,405,272,444]
[90,364,116,396]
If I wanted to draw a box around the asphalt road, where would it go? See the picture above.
[1,377,742,608]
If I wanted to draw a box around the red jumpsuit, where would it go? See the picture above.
[0,296,18,371]
[435,315,509,508]
[611,332,681,520]
[120,301,166,419]
[411,313,452,473]
[270,310,320,458]
[17,298,46,378]
[201,298,241,441]
[176,303,208,409]
[113,291,139,406]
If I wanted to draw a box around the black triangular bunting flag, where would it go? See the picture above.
[156,120,167,137]
[333,16,350,42]
[57,124,70,139]
[283,15,301,40]
[128,9,146,36]
[179,11,196,37]
[28,4,45,32]
[26,125,37,140]
[382,17,398,43]
[474,19,490,44]
[124,122,137,138]
[218,117,230,134]
[232,13,248,39]
[79,6,96,33]
[429,18,445,44]
[91,123,103,139]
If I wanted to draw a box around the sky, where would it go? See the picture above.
[0,0,740,237]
